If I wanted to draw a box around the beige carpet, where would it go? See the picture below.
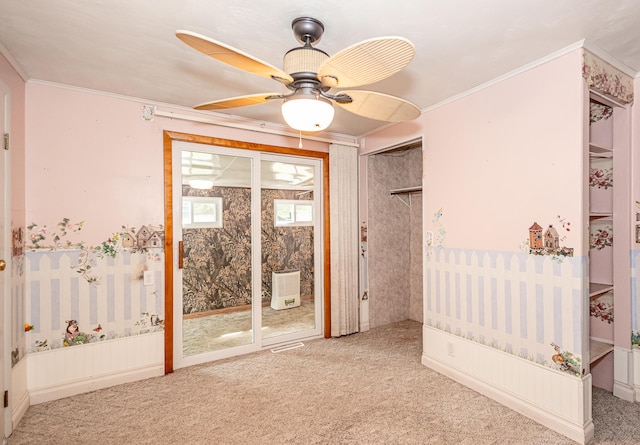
[7,320,640,444]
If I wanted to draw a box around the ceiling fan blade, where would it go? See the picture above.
[318,37,414,88]
[194,93,282,111]
[336,90,421,122]
[176,30,293,84]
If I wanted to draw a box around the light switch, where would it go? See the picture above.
[143,270,154,286]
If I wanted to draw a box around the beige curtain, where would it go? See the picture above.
[329,144,360,336]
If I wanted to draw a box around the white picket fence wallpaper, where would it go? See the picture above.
[25,249,164,353]
[425,248,586,376]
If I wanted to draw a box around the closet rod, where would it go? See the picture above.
[390,186,422,195]
[390,186,422,207]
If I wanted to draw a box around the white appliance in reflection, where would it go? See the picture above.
[271,270,301,310]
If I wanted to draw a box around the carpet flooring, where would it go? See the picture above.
[7,320,640,444]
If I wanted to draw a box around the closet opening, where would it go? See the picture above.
[361,139,423,330]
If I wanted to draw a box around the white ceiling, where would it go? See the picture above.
[1,0,639,137]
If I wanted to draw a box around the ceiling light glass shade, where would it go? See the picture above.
[188,178,214,189]
[281,93,334,132]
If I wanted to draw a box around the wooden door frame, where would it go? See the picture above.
[163,130,331,374]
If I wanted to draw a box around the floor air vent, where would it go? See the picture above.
[271,342,305,353]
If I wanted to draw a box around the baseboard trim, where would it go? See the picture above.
[422,355,593,444]
[11,387,29,431]
[422,326,593,444]
[633,348,640,402]
[613,382,635,402]
[29,364,164,405]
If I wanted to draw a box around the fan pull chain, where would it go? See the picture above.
[298,131,303,149]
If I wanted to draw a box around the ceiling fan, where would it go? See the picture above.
[176,17,421,132]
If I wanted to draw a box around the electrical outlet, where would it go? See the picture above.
[447,341,455,357]
[143,270,154,286]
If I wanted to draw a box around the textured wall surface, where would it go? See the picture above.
[367,147,422,328]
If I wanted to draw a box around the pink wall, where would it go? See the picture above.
[25,82,330,245]
[364,49,585,254]
[0,52,26,230]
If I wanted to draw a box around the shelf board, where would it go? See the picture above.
[589,338,614,364]
[589,143,613,157]
[589,212,613,221]
[589,282,613,298]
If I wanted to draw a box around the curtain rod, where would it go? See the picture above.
[152,108,360,148]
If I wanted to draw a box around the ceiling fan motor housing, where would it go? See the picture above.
[284,46,329,86]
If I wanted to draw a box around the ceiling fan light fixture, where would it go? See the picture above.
[178,17,420,132]
[281,91,334,132]
[188,178,214,190]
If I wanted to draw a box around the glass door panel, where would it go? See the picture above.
[173,143,260,368]
[172,141,322,369]
[260,155,322,345]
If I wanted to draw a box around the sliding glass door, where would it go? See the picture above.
[172,141,322,368]
[260,154,322,347]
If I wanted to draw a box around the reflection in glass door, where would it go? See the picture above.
[261,156,322,347]
[172,142,322,369]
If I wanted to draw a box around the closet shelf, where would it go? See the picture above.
[390,186,422,207]
[589,338,614,364]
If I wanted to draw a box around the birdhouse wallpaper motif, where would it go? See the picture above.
[529,222,543,249]
[527,218,573,258]
[27,219,164,284]
[133,225,165,249]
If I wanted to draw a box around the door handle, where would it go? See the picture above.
[178,241,183,269]
[0,259,5,271]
